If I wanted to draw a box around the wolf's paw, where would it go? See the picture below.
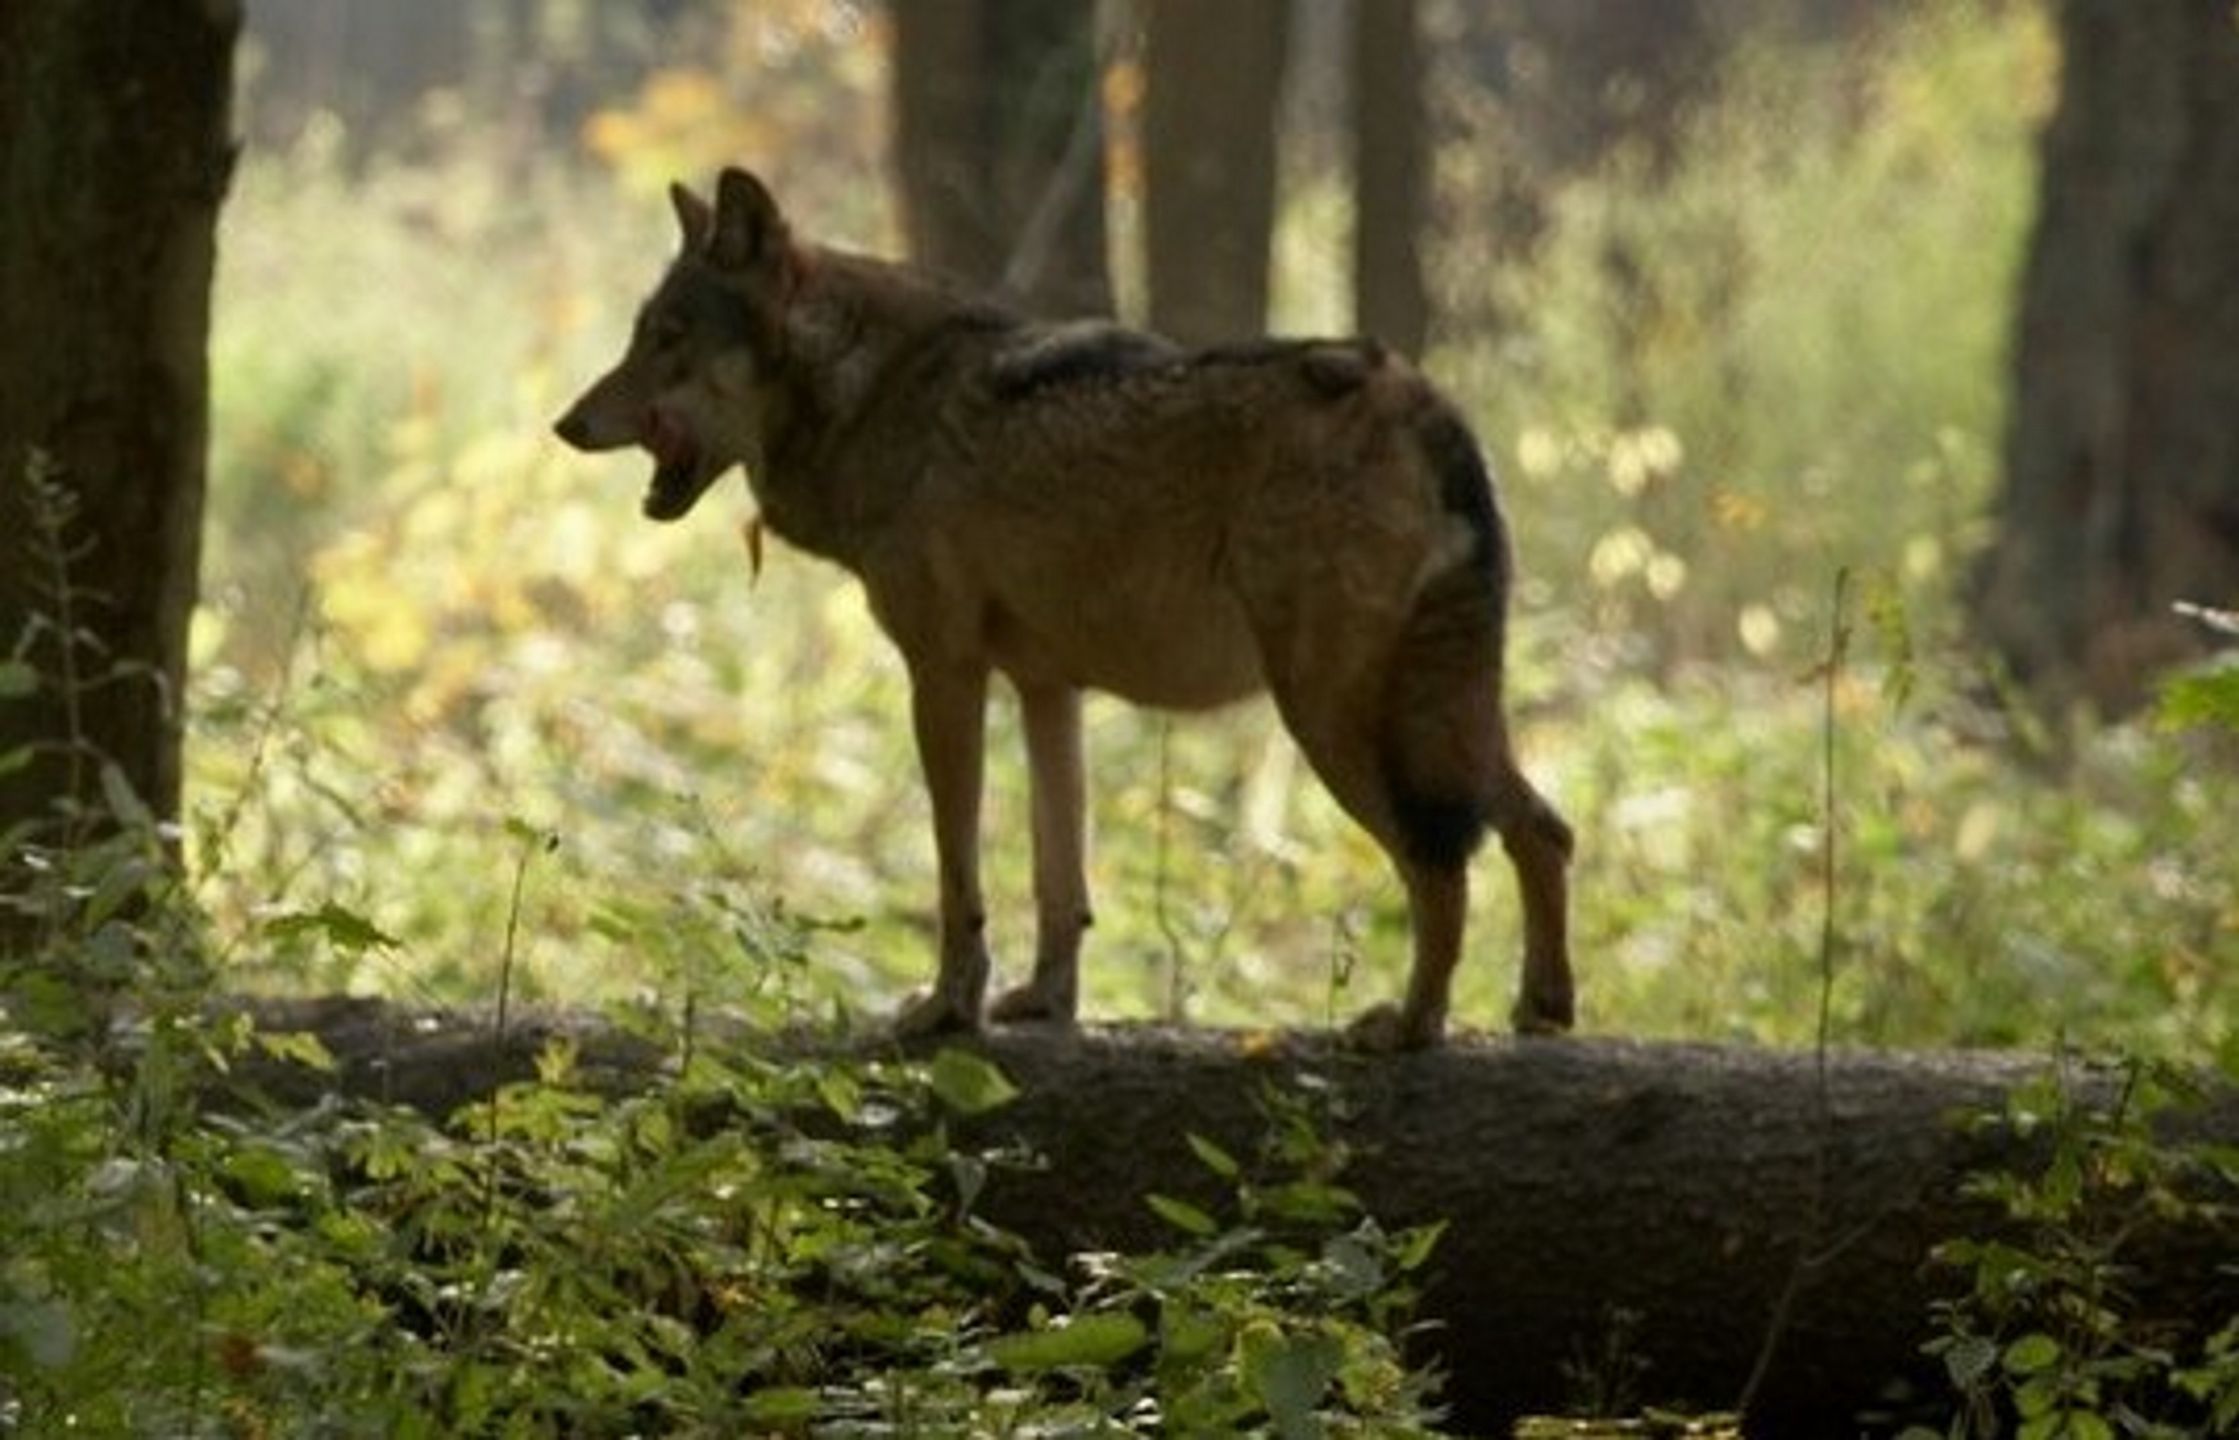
[1345,1002,1441,1053]
[890,990,982,1042]
[988,982,1077,1028]
[1509,991,1574,1037]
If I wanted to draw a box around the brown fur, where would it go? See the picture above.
[555,168,1572,1048]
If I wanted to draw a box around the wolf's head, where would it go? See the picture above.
[553,168,796,522]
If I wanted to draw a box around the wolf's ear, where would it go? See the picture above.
[669,182,713,252]
[709,167,789,275]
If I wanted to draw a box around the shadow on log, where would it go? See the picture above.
[225,998,2239,1434]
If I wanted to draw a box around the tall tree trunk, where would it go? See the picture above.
[891,0,1113,318]
[1140,0,1290,344]
[1973,0,2239,713]
[0,1,237,879]
[1352,0,1428,358]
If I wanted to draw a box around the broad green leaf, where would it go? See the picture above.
[927,1047,1018,1114]
[98,760,151,829]
[1941,1332,1998,1389]
[1145,1192,1220,1238]
[1186,1132,1241,1180]
[2002,1332,2061,1376]
[264,902,401,956]
[254,1029,338,1072]
[0,660,36,699]
[988,1311,1148,1373]
[1393,1219,1446,1273]
[2158,659,2239,734]
[1241,1321,1344,1440]
[1160,1302,1226,1366]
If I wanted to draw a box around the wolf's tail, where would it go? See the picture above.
[1410,399,1513,612]
[1375,399,1561,871]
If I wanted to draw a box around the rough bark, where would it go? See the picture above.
[1352,0,1429,359]
[0,1,237,863]
[1139,0,1290,344]
[1973,0,2239,713]
[891,0,1113,318]
[226,1000,2239,1435]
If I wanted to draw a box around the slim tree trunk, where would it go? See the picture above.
[891,0,1113,318]
[0,2,237,871]
[1352,0,1429,358]
[1973,0,2239,713]
[1140,0,1290,344]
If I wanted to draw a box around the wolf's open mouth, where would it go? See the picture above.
[641,410,717,522]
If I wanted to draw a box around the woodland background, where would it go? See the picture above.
[1,1,2236,1434]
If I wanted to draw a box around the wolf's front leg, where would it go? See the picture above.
[893,661,993,1038]
[991,683,1089,1026]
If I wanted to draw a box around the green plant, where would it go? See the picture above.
[1912,1058,2239,1439]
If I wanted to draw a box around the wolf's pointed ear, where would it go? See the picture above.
[670,182,713,252]
[709,167,789,275]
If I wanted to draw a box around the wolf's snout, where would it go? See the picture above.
[553,408,595,451]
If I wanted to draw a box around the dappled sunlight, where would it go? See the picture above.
[183,2,2236,1071]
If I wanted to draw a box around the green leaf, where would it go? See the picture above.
[2157,658,2239,734]
[988,1311,1148,1373]
[264,902,401,956]
[927,1047,1018,1114]
[254,1029,338,1072]
[2002,1332,2062,1376]
[1941,1332,1999,1389]
[1242,1322,1344,1440]
[1146,1192,1220,1237]
[1186,1132,1241,1180]
[0,660,37,699]
[1392,1219,1446,1272]
[1160,1302,1226,1366]
[98,761,151,829]
[817,1066,862,1122]
[739,1387,820,1427]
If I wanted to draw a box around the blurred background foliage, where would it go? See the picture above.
[193,0,2235,1065]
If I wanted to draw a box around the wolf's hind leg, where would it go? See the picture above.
[1346,858,1469,1051]
[892,661,993,1038]
[1491,768,1573,1034]
[990,683,1090,1026]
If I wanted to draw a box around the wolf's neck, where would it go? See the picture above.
[749,252,1015,568]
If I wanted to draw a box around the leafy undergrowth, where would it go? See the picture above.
[1,935,1445,1435]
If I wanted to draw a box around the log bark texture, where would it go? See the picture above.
[228,1001,2239,1434]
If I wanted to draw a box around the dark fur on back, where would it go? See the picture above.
[987,322,1181,399]
[988,327,1389,403]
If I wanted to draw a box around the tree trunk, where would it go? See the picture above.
[891,0,1113,318]
[1973,0,2239,713]
[1352,0,1429,358]
[0,2,237,867]
[1139,0,1290,344]
[227,1002,2239,1435]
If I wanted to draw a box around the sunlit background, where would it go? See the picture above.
[190,0,2234,1061]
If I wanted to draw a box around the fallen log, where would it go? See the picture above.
[223,998,2239,1434]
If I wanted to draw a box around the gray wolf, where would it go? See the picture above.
[554,167,1572,1048]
